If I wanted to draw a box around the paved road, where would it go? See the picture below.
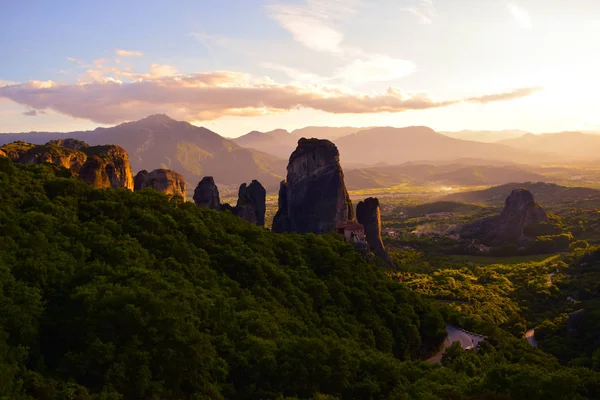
[427,324,485,363]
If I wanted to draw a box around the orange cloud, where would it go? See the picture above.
[0,72,542,124]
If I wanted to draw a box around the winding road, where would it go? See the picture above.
[427,324,485,363]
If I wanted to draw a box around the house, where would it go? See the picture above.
[336,220,366,243]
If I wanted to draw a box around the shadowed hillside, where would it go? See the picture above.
[344,163,547,190]
[0,115,286,189]
[444,182,600,206]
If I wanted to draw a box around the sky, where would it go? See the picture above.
[1,0,600,137]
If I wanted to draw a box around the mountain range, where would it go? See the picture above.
[497,132,600,160]
[334,126,559,166]
[233,126,365,159]
[4,115,600,192]
[0,114,287,190]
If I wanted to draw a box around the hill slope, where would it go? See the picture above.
[334,126,558,166]
[343,163,547,190]
[0,114,286,189]
[234,126,364,159]
[440,130,529,143]
[444,182,600,206]
[0,158,446,398]
[498,131,600,160]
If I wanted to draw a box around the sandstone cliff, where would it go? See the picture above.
[80,145,134,190]
[134,169,186,199]
[462,188,549,244]
[272,138,353,234]
[356,197,394,267]
[193,177,221,209]
[0,140,134,190]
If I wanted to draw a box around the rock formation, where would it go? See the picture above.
[356,197,394,267]
[235,180,266,226]
[272,138,353,234]
[462,188,549,245]
[0,140,134,190]
[79,145,134,190]
[134,169,186,199]
[193,177,221,210]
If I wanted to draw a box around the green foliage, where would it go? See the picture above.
[2,158,600,399]
[0,158,446,399]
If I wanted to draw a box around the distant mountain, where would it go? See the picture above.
[0,114,286,190]
[290,126,365,140]
[233,129,297,159]
[234,126,364,158]
[334,126,558,167]
[343,163,547,190]
[443,182,600,207]
[497,131,600,160]
[440,130,529,143]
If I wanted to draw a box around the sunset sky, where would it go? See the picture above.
[1,0,600,137]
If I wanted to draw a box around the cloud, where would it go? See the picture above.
[403,0,437,24]
[115,49,144,57]
[266,0,417,83]
[266,0,358,54]
[22,110,39,116]
[466,86,542,103]
[0,71,543,124]
[336,55,417,83]
[507,3,532,30]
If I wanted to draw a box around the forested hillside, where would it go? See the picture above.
[1,158,600,399]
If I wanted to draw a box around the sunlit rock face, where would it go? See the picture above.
[0,139,134,190]
[134,169,187,199]
[273,138,353,234]
[79,145,134,190]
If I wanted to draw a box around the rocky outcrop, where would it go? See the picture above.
[235,180,266,226]
[193,177,221,210]
[0,148,7,158]
[1,140,87,171]
[0,140,134,190]
[272,138,353,234]
[47,139,88,150]
[462,188,549,245]
[356,197,394,267]
[134,169,186,199]
[79,145,134,190]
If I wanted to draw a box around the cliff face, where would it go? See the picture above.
[0,140,134,190]
[134,169,186,199]
[356,197,394,267]
[272,138,353,234]
[235,180,266,226]
[193,177,221,210]
[1,140,87,171]
[462,188,549,244]
[79,145,134,190]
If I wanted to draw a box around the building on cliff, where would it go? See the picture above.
[336,221,366,243]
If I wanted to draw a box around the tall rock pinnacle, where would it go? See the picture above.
[356,197,394,267]
[272,138,353,234]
